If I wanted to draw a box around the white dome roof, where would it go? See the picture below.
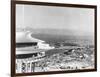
[16,31,45,43]
[16,31,54,55]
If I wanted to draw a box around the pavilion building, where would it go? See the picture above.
[16,31,54,73]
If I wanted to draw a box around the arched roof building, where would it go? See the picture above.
[16,31,54,73]
[16,31,54,55]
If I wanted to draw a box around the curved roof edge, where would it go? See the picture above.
[16,31,45,43]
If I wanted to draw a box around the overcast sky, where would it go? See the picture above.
[16,4,94,36]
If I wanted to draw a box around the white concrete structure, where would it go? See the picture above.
[38,42,54,49]
[16,31,54,73]
[16,31,54,52]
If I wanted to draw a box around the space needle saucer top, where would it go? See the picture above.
[16,31,54,55]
